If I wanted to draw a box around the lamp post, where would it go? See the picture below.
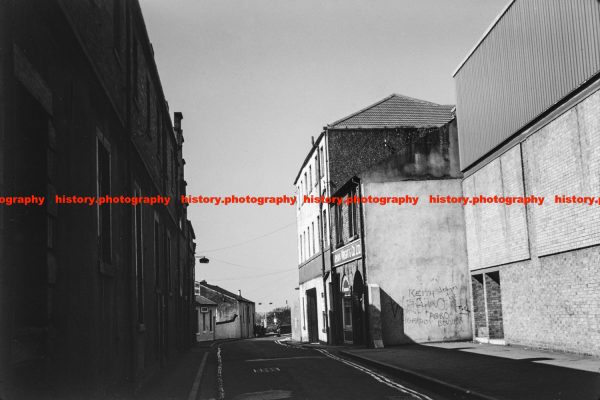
[196,256,209,264]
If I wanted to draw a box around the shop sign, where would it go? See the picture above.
[333,239,362,266]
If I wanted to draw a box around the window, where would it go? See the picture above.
[304,172,308,195]
[209,309,213,331]
[146,77,151,136]
[322,209,328,248]
[316,216,321,252]
[154,213,160,289]
[166,233,172,292]
[133,40,138,97]
[303,230,307,259]
[308,165,312,192]
[348,188,358,238]
[335,204,343,245]
[311,221,316,254]
[307,226,312,257]
[314,155,318,185]
[319,146,325,179]
[134,183,144,325]
[299,234,303,262]
[97,136,111,262]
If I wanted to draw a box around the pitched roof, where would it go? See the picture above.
[195,295,217,306]
[328,94,455,129]
[199,280,254,304]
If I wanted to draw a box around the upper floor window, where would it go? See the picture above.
[335,204,343,246]
[308,166,312,193]
[314,155,318,185]
[97,134,112,263]
[304,172,308,195]
[322,209,328,248]
[133,183,144,325]
[319,146,325,179]
[348,188,359,238]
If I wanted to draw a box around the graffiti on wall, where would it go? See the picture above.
[390,285,470,328]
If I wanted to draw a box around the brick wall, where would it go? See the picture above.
[485,272,504,339]
[471,275,487,337]
[523,89,600,256]
[463,145,529,270]
[465,87,600,356]
[502,246,600,355]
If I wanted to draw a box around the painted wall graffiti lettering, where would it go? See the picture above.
[396,285,470,328]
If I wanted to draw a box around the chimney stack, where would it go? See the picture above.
[238,289,242,297]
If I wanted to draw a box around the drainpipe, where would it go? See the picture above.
[353,177,370,347]
[315,133,330,344]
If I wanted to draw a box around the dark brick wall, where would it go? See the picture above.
[327,121,460,193]
[485,272,504,339]
[1,1,196,397]
[471,275,487,337]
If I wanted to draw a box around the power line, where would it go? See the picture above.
[208,267,297,282]
[197,221,296,253]
[207,257,282,272]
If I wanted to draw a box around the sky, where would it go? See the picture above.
[139,0,508,313]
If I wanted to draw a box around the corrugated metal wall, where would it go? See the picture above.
[455,0,600,170]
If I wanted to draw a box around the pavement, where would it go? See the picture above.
[335,341,600,400]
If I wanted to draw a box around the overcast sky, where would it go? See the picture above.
[139,0,507,312]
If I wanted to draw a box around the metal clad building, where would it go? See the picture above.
[454,0,600,171]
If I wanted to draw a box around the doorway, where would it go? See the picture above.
[305,288,319,343]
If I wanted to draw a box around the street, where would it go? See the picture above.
[197,337,458,400]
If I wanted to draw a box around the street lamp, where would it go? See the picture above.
[196,256,209,264]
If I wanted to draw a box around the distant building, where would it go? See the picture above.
[454,0,600,355]
[293,94,468,345]
[0,1,197,397]
[195,295,217,342]
[197,281,256,339]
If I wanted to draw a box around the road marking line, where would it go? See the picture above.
[187,351,209,400]
[246,356,326,362]
[233,389,292,400]
[316,349,433,400]
[217,346,225,400]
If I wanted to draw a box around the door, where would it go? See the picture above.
[305,288,319,343]
[342,296,353,344]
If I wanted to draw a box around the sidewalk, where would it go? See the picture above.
[339,341,600,400]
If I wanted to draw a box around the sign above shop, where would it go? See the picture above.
[333,239,362,266]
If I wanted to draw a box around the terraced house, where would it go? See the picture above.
[0,1,197,397]
[294,94,467,346]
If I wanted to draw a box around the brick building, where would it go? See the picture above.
[454,0,600,355]
[0,1,197,397]
[197,281,256,340]
[294,94,470,345]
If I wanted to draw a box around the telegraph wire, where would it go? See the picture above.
[207,267,297,282]
[197,221,296,253]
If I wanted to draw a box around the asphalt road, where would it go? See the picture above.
[198,337,452,400]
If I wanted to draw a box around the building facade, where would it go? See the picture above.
[0,1,197,397]
[454,0,600,355]
[195,295,217,342]
[294,94,471,346]
[198,281,256,340]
